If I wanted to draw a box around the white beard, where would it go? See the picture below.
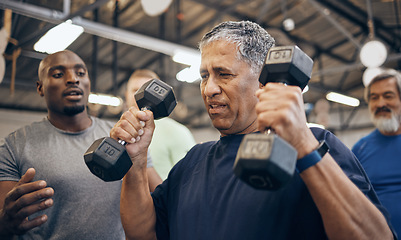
[371,111,401,133]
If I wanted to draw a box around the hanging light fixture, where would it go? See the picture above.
[34,20,84,54]
[281,0,295,31]
[140,0,172,17]
[362,67,384,87]
[360,40,387,68]
[359,0,387,68]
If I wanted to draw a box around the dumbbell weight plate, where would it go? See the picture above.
[84,137,132,182]
[234,133,297,190]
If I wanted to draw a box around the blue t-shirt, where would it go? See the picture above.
[352,129,401,237]
[152,128,393,240]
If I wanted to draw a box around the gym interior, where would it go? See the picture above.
[2,0,398,148]
[1,1,401,239]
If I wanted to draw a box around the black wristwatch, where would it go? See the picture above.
[296,140,330,173]
[316,140,330,158]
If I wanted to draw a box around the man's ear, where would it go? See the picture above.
[36,81,44,97]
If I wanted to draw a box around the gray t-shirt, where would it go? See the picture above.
[0,116,151,239]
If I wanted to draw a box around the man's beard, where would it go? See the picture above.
[370,107,401,133]
[63,105,85,116]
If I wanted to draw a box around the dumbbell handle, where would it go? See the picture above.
[261,82,287,135]
[264,129,272,135]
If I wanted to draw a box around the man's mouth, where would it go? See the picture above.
[208,102,227,114]
[375,107,392,115]
[63,88,84,101]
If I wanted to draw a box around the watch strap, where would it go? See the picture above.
[296,140,329,173]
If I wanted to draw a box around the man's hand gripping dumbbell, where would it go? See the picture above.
[84,79,176,181]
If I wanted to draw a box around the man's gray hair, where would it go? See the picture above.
[198,20,275,75]
[364,68,401,102]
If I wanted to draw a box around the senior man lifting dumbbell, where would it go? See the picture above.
[84,79,177,181]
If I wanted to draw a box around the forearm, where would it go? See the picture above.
[147,167,163,192]
[301,155,393,240]
[121,164,157,240]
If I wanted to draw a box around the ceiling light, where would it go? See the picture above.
[283,18,295,31]
[88,93,122,107]
[362,67,384,87]
[359,40,387,68]
[326,92,360,107]
[34,20,84,54]
[173,50,201,83]
[176,64,201,83]
[172,50,201,66]
[141,0,173,17]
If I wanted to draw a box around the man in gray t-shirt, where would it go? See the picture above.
[0,50,162,239]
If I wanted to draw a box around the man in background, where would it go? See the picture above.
[125,69,196,180]
[352,68,401,236]
[0,50,161,239]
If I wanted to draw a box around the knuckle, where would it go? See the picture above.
[2,200,13,213]
[4,191,13,204]
[119,119,131,128]
[13,186,23,197]
[128,106,138,112]
[16,208,30,219]
[120,111,129,119]
[290,91,300,101]
[112,127,124,137]
[15,197,28,209]
[120,111,133,122]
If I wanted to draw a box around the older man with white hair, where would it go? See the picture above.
[353,68,401,237]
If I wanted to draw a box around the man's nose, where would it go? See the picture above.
[375,96,387,107]
[66,71,79,84]
[203,77,221,97]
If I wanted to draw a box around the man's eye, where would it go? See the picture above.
[77,71,86,77]
[52,73,63,78]
[200,74,208,81]
[220,73,232,77]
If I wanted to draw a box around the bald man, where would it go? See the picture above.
[0,50,161,239]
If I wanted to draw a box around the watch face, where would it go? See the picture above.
[359,40,387,68]
[317,140,330,157]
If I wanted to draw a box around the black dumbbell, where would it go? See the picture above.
[233,45,313,190]
[84,79,177,181]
